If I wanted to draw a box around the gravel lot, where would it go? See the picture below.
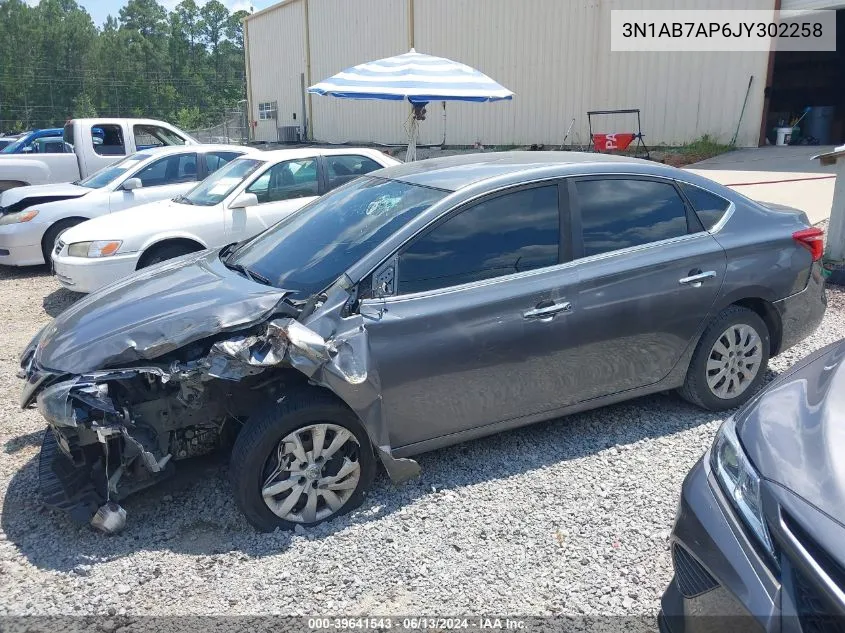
[0,259,843,622]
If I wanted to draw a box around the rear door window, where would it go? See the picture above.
[133,124,188,148]
[93,124,126,156]
[326,154,384,189]
[134,153,198,187]
[574,178,691,257]
[678,182,731,231]
[204,151,242,174]
[397,185,560,294]
[246,158,318,203]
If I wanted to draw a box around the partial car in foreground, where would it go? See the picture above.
[51,148,398,292]
[660,339,844,633]
[19,152,826,532]
[0,145,251,266]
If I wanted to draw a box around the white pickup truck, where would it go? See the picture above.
[0,118,198,192]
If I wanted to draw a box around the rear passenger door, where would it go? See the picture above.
[360,182,583,450]
[568,176,727,399]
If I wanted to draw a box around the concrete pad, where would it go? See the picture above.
[689,145,838,175]
[685,146,838,224]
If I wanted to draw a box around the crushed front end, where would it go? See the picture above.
[20,297,419,533]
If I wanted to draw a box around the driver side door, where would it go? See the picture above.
[224,157,319,240]
[108,153,199,212]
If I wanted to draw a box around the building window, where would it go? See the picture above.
[258,101,277,121]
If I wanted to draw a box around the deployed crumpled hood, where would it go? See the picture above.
[739,340,845,525]
[35,249,294,374]
[0,182,90,209]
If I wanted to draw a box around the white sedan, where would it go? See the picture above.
[0,144,252,266]
[52,148,400,293]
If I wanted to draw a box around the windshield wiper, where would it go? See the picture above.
[172,195,194,205]
[222,258,272,286]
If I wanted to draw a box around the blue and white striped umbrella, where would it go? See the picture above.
[308,49,513,104]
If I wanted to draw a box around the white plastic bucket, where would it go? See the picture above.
[775,127,793,146]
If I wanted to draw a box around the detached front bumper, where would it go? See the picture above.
[0,222,47,266]
[660,454,779,633]
[52,251,141,294]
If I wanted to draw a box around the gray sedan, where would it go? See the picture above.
[661,339,845,632]
[20,152,826,532]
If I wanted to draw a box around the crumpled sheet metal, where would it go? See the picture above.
[205,316,367,386]
[293,288,420,484]
[33,250,299,374]
[205,288,420,484]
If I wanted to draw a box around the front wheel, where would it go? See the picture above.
[678,306,770,411]
[229,389,376,532]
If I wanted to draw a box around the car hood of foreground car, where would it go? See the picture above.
[31,249,295,375]
[738,340,845,525]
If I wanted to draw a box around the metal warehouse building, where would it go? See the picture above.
[243,0,845,148]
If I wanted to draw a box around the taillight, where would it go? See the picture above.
[793,227,825,262]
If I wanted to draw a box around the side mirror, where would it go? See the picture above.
[122,177,142,191]
[20,146,33,154]
[229,193,258,209]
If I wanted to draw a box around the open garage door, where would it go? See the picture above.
[762,5,845,145]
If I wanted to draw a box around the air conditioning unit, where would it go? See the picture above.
[277,125,301,144]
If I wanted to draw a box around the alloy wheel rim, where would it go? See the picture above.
[706,324,763,400]
[261,423,361,523]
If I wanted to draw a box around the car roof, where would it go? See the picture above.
[375,151,666,191]
[251,146,385,162]
[133,144,256,158]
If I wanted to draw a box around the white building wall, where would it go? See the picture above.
[244,0,307,143]
[307,0,410,144]
[246,0,776,147]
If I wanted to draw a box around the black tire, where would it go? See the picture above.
[678,305,770,411]
[137,242,200,269]
[42,219,83,265]
[229,388,376,532]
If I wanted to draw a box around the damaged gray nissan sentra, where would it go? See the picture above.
[19,152,826,532]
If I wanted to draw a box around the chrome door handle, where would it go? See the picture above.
[523,301,572,319]
[679,271,717,287]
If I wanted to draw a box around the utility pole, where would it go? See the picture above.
[815,145,845,281]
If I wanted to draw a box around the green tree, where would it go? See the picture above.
[200,0,229,83]
[72,93,97,117]
[0,0,246,133]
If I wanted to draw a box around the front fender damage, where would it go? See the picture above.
[204,286,420,484]
[36,288,418,532]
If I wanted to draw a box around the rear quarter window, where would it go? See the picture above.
[679,182,731,231]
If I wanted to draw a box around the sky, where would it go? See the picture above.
[26,0,280,27]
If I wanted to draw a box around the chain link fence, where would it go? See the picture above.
[188,104,249,145]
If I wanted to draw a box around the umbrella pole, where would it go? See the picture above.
[406,104,419,162]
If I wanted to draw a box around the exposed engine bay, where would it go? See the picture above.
[22,301,420,534]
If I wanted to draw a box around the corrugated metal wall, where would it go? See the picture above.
[246,0,776,147]
[244,0,307,143]
[308,0,410,144]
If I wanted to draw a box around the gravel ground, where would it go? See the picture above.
[0,261,843,622]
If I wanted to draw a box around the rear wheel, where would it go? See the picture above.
[137,242,201,269]
[42,219,83,265]
[678,306,770,411]
[229,389,376,532]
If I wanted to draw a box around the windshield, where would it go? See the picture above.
[76,153,152,189]
[228,177,447,299]
[179,158,264,206]
[1,134,31,153]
